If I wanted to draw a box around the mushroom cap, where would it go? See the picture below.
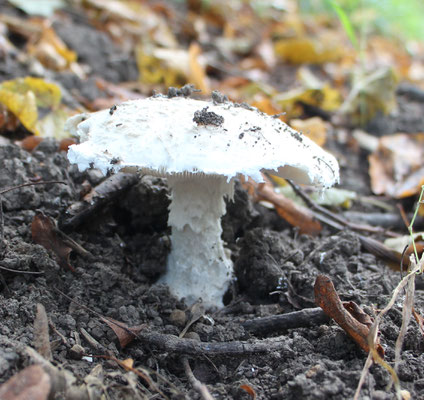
[67,96,339,187]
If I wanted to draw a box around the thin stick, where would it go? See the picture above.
[53,287,291,356]
[407,185,424,266]
[183,357,214,400]
[0,264,44,275]
[286,179,400,238]
[0,196,4,251]
[241,307,329,335]
[0,180,67,195]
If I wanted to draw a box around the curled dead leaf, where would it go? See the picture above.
[31,212,74,272]
[102,317,144,348]
[315,275,384,358]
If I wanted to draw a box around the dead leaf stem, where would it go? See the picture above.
[314,275,384,357]
[182,357,214,400]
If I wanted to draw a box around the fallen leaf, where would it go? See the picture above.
[102,317,144,348]
[135,44,186,87]
[274,32,344,64]
[240,383,256,399]
[242,175,322,236]
[28,23,77,70]
[368,133,424,198]
[274,183,356,209]
[412,308,424,337]
[188,42,210,94]
[20,135,44,152]
[31,212,74,272]
[274,85,341,119]
[121,358,134,370]
[0,364,51,400]
[340,67,398,123]
[0,77,61,135]
[314,275,384,358]
[289,117,327,147]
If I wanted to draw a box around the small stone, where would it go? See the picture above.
[184,332,200,341]
[68,344,85,360]
[169,309,187,327]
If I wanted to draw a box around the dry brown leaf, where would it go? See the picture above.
[412,308,424,337]
[250,96,286,122]
[369,133,424,198]
[102,317,144,348]
[315,275,384,358]
[0,364,51,400]
[31,212,74,272]
[244,176,322,236]
[343,301,373,329]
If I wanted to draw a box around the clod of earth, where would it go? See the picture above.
[66,91,339,309]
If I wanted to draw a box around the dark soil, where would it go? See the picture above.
[1,3,424,400]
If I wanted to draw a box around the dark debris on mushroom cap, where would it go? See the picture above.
[193,107,224,127]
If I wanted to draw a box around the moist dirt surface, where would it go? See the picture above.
[1,4,424,400]
[1,139,424,400]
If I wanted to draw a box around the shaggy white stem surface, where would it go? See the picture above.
[161,175,234,309]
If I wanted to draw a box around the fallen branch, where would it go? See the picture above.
[54,287,291,357]
[60,172,138,231]
[137,329,290,356]
[241,307,329,335]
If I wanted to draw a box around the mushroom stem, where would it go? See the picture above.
[161,175,234,308]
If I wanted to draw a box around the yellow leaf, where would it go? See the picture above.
[0,77,62,135]
[188,42,210,94]
[36,107,73,139]
[29,25,77,70]
[135,44,186,87]
[274,85,341,119]
[0,89,38,133]
[274,34,344,64]
[121,358,134,370]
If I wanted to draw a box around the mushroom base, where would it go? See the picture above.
[160,175,234,309]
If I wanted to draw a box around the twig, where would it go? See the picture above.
[241,307,329,335]
[137,329,289,356]
[33,303,52,360]
[0,264,44,275]
[183,357,214,400]
[0,180,67,195]
[80,328,105,352]
[0,196,4,251]
[60,173,138,231]
[54,287,291,357]
[286,180,400,238]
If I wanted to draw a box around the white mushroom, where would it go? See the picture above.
[66,93,339,309]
